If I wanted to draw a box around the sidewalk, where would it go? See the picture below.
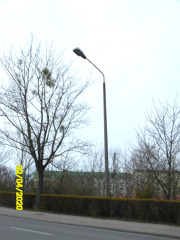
[0,206,180,239]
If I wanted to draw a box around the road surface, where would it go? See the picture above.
[0,215,177,240]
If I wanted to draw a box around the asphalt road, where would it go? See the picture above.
[0,215,177,240]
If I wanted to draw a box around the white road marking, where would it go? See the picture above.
[10,227,52,235]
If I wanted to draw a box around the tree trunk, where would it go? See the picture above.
[35,170,44,209]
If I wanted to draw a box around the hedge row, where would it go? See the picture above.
[0,191,180,225]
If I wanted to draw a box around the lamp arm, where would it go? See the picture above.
[86,58,105,83]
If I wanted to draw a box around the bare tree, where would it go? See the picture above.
[0,38,91,208]
[13,132,35,193]
[0,165,16,191]
[0,150,9,167]
[82,150,102,196]
[133,98,180,199]
[0,135,10,166]
[83,148,132,197]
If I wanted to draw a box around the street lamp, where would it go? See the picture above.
[73,47,109,197]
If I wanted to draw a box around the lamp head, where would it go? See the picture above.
[73,47,87,59]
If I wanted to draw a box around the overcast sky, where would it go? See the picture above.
[1,0,180,162]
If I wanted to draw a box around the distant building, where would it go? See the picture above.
[33,170,132,197]
[133,169,180,200]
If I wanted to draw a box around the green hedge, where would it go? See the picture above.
[0,191,16,208]
[0,191,180,225]
[0,191,36,209]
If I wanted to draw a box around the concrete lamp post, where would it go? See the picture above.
[73,47,109,197]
